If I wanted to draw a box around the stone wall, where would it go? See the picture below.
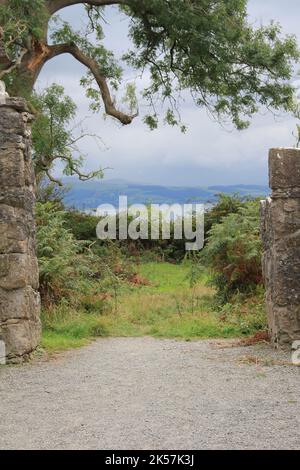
[261,148,300,348]
[0,96,41,362]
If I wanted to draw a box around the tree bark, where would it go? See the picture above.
[46,0,127,15]
[47,43,137,124]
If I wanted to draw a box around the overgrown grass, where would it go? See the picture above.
[41,304,108,352]
[41,262,267,352]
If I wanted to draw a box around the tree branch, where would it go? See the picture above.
[0,48,28,80]
[53,155,109,180]
[45,169,64,186]
[46,0,127,15]
[47,43,138,125]
[41,155,110,185]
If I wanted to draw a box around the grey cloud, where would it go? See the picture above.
[37,0,300,186]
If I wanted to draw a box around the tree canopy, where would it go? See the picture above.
[0,0,299,130]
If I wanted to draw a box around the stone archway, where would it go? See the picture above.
[1,88,300,360]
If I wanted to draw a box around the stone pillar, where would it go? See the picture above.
[261,148,300,348]
[0,93,41,362]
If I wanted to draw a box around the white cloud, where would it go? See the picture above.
[37,0,300,186]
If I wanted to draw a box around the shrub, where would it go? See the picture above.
[217,288,267,335]
[36,202,82,302]
[64,209,100,241]
[36,202,136,308]
[205,193,248,240]
[201,200,263,303]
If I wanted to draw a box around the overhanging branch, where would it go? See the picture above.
[47,43,138,125]
[46,0,127,15]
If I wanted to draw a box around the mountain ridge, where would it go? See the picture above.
[61,177,270,210]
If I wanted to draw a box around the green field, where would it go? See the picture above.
[42,262,266,352]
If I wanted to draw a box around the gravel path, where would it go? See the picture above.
[1,337,300,450]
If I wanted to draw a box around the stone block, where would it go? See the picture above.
[0,188,35,212]
[0,205,35,254]
[265,198,300,242]
[0,109,26,141]
[0,145,25,188]
[0,253,39,290]
[0,286,40,322]
[269,148,300,193]
[0,318,41,360]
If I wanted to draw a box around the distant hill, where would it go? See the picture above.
[62,178,270,210]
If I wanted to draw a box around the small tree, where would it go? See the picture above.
[32,83,105,184]
[0,0,299,131]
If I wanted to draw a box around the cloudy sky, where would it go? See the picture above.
[37,0,300,187]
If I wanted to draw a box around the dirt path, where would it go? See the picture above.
[0,337,300,450]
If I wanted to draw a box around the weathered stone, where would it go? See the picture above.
[3,97,30,113]
[0,205,35,254]
[0,318,41,360]
[269,148,300,196]
[261,148,300,348]
[262,198,300,243]
[0,110,26,139]
[0,99,41,361]
[0,253,39,290]
[0,188,35,212]
[0,286,40,322]
[0,146,25,188]
[24,146,36,187]
[0,222,28,254]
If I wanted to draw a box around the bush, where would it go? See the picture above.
[205,193,249,240]
[61,204,210,262]
[36,202,82,302]
[201,200,263,303]
[217,287,267,333]
[36,202,136,308]
[64,209,100,241]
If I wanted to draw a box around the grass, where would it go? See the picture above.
[41,262,267,352]
[41,306,108,352]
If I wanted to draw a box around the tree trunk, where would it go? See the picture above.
[5,41,50,97]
